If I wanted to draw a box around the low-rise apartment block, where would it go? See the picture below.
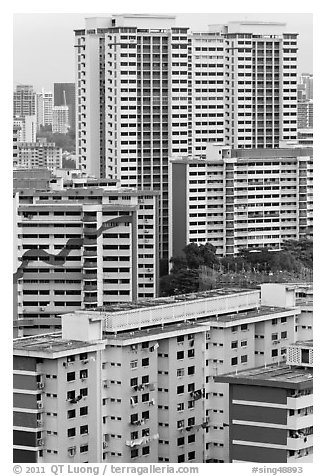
[14,284,304,463]
[215,340,313,463]
[14,186,159,336]
[15,140,63,171]
[169,144,313,258]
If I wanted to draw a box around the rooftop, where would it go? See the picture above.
[94,287,256,314]
[13,333,103,356]
[292,339,313,348]
[215,363,313,389]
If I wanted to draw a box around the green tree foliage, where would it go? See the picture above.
[160,240,312,297]
[37,127,76,153]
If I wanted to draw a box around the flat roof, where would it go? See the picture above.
[13,333,102,355]
[292,339,313,348]
[94,287,256,314]
[215,364,313,389]
[201,305,292,324]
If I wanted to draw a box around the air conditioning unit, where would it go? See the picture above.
[103,441,109,449]
[37,420,43,427]
[37,382,45,389]
[68,447,76,457]
[37,402,43,409]
[37,438,44,446]
[82,359,89,365]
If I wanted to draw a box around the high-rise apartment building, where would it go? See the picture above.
[216,340,313,463]
[15,140,62,171]
[13,184,159,336]
[169,144,313,258]
[36,90,54,130]
[52,106,70,133]
[13,85,36,118]
[54,83,76,133]
[75,16,298,266]
[13,283,304,463]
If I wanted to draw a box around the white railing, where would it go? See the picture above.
[102,290,260,332]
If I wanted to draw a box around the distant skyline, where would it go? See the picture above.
[13,13,313,91]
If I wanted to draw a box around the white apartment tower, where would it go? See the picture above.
[36,90,54,130]
[75,16,298,263]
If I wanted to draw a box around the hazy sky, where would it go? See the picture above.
[13,13,313,91]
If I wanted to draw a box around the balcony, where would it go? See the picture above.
[83,249,97,257]
[84,295,98,304]
[83,284,97,292]
[83,261,97,269]
[83,272,97,280]
[83,239,97,247]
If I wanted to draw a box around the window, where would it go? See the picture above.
[80,353,88,360]
[130,360,138,369]
[80,445,88,453]
[80,407,88,416]
[281,316,287,323]
[188,349,195,358]
[80,370,88,379]
[188,383,195,393]
[188,400,195,409]
[177,335,184,343]
[177,403,184,411]
[231,326,238,333]
[177,368,185,377]
[67,410,76,419]
[142,358,149,367]
[281,331,287,339]
[231,341,238,349]
[142,342,149,349]
[67,372,75,382]
[272,349,278,357]
[177,385,184,395]
[142,375,149,384]
[188,434,195,444]
[272,333,278,341]
[80,425,88,435]
[177,351,184,360]
[80,388,88,397]
[131,431,138,440]
[188,451,195,460]
[177,420,184,429]
[241,355,248,363]
[131,449,138,459]
[68,428,76,438]
[177,437,185,446]
[240,324,248,331]
[142,393,150,403]
[130,377,138,387]
[142,446,150,456]
[231,357,238,366]
[67,390,75,400]
[241,340,247,347]
[188,417,195,426]
[178,455,185,463]
[272,318,278,325]
[188,366,195,375]
[142,411,149,420]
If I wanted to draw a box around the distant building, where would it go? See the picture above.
[13,85,36,118]
[13,185,159,336]
[169,144,313,259]
[299,73,313,101]
[54,83,76,133]
[13,116,37,143]
[297,101,313,129]
[36,90,53,130]
[298,129,313,147]
[53,106,70,134]
[16,140,62,171]
[13,168,54,193]
[215,340,313,463]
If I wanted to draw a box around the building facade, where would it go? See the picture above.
[215,340,313,463]
[169,144,313,258]
[13,185,159,336]
[13,283,305,463]
[13,116,37,143]
[13,85,36,118]
[36,90,54,130]
[15,141,63,171]
[297,101,313,129]
[54,83,76,133]
[53,106,70,134]
[74,16,298,266]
